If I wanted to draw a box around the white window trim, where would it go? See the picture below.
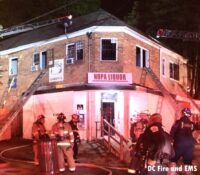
[161,58,166,77]
[100,38,118,61]
[66,43,75,58]
[169,61,174,79]
[169,61,179,82]
[32,52,40,65]
[136,45,149,68]
[32,51,47,70]
[66,42,84,61]
[40,50,47,69]
[9,57,18,76]
[76,42,84,60]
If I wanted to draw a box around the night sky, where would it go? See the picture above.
[101,0,134,19]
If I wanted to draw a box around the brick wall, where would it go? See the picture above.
[0,31,188,108]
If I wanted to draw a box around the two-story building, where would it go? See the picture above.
[0,9,199,141]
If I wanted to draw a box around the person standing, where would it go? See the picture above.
[32,114,46,165]
[128,120,146,174]
[130,118,148,144]
[69,114,81,161]
[51,113,75,173]
[169,108,198,175]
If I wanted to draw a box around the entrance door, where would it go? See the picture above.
[102,102,115,127]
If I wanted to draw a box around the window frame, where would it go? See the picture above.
[32,51,47,71]
[169,61,179,81]
[9,57,18,76]
[66,41,84,63]
[100,38,118,61]
[161,58,166,76]
[135,45,149,68]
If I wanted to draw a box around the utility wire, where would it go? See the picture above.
[19,0,80,25]
[20,5,68,25]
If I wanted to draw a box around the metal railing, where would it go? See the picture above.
[101,119,128,161]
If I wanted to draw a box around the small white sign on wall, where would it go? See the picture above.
[49,59,64,82]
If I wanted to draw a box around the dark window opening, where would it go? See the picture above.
[33,53,40,66]
[41,52,47,69]
[136,46,149,68]
[101,39,117,61]
[67,44,75,59]
[136,47,141,67]
[76,42,83,60]
[170,63,179,80]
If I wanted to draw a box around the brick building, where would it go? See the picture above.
[0,10,199,141]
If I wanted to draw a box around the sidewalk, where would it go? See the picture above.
[0,138,200,175]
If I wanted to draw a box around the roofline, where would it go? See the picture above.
[160,47,188,63]
[0,26,159,55]
[0,26,187,62]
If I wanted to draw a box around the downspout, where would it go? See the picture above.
[86,32,92,141]
[86,32,92,72]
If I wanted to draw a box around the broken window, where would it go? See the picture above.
[101,38,117,61]
[170,62,179,80]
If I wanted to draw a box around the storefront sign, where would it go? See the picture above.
[49,59,64,82]
[88,72,132,84]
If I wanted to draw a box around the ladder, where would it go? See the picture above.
[156,96,164,113]
[0,76,16,108]
[140,68,147,86]
[0,69,48,137]
[144,67,178,114]
[0,15,72,38]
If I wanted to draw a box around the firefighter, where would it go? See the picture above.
[69,114,81,161]
[130,118,148,144]
[128,120,146,174]
[51,112,76,173]
[128,113,174,175]
[169,108,199,175]
[32,114,46,165]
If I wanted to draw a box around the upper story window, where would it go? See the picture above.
[9,57,18,75]
[32,51,47,71]
[101,38,117,61]
[66,41,84,64]
[136,46,149,68]
[169,62,179,81]
[161,58,165,76]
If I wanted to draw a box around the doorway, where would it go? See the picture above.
[102,102,115,127]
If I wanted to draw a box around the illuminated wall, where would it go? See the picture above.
[23,91,87,139]
[22,89,177,140]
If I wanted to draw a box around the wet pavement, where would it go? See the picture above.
[0,139,129,175]
[0,138,200,175]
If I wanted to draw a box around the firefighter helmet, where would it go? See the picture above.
[37,114,45,121]
[72,114,79,122]
[149,113,162,125]
[57,112,66,121]
[182,108,192,117]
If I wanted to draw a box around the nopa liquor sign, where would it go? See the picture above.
[88,72,132,84]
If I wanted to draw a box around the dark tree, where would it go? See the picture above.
[0,0,100,27]
[125,0,200,98]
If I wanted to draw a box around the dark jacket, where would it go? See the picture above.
[136,123,174,161]
[69,120,80,143]
[170,116,197,145]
